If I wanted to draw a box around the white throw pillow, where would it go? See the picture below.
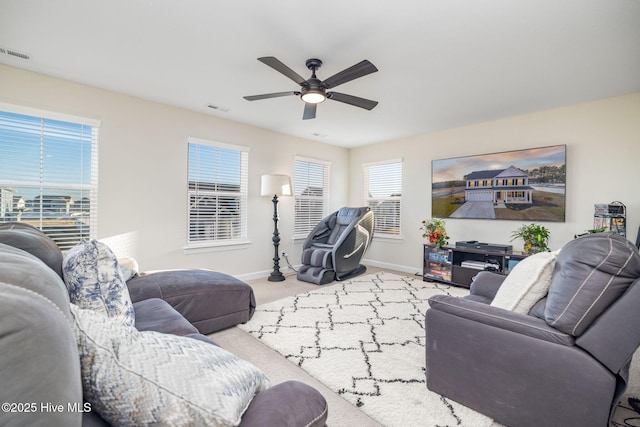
[62,240,135,326]
[70,304,270,427]
[490,251,558,314]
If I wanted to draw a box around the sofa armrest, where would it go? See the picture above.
[239,381,327,427]
[426,295,616,427]
[126,273,162,302]
[468,271,507,301]
[427,294,574,346]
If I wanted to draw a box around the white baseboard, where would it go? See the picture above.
[363,258,423,276]
[235,270,271,281]
[236,265,301,281]
[237,261,420,282]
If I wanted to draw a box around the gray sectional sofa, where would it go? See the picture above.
[0,223,328,426]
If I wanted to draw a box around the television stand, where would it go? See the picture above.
[423,244,528,288]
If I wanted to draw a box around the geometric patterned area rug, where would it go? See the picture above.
[239,271,640,427]
[238,272,494,427]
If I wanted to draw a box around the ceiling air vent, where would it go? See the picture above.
[0,46,31,60]
[207,104,229,112]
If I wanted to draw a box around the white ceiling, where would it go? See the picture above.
[1,0,639,148]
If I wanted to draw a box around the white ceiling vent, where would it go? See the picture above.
[207,104,229,112]
[0,46,31,60]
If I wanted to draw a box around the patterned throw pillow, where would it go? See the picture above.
[63,240,135,326]
[70,304,270,426]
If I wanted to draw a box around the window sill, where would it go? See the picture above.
[373,235,403,243]
[184,240,251,254]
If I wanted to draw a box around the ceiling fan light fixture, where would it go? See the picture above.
[301,90,326,104]
[245,56,378,119]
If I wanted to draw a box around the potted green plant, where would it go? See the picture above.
[420,218,449,249]
[510,223,550,254]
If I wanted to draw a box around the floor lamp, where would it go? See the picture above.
[261,174,292,282]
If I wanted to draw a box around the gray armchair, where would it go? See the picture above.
[297,207,374,285]
[425,232,640,427]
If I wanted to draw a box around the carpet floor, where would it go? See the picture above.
[238,271,640,427]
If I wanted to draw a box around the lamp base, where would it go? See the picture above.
[267,194,286,282]
[267,271,286,282]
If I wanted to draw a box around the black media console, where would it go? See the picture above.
[423,242,528,288]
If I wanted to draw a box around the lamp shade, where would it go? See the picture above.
[261,174,292,196]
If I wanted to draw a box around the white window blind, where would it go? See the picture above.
[0,108,99,250]
[364,159,402,236]
[187,138,248,246]
[294,157,330,238]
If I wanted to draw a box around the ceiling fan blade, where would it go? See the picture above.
[258,57,307,85]
[322,60,378,89]
[302,103,317,120]
[327,92,378,110]
[243,91,298,101]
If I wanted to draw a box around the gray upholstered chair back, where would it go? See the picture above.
[426,232,640,427]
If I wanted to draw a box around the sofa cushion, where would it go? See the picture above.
[0,243,82,426]
[132,298,199,335]
[70,304,270,426]
[0,222,64,278]
[490,251,557,314]
[63,240,135,326]
[239,381,328,427]
[0,242,72,319]
[545,233,640,336]
[0,244,82,426]
[1,284,83,427]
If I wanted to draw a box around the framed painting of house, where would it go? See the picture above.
[432,145,566,221]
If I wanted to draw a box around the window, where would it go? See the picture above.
[0,105,99,250]
[363,159,402,237]
[294,157,330,239]
[187,138,248,246]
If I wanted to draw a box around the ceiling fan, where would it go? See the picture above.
[243,57,379,120]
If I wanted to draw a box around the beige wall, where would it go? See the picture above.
[0,65,350,277]
[350,93,640,273]
[2,64,639,277]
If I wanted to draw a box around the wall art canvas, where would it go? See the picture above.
[432,145,566,221]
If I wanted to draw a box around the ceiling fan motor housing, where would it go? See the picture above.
[301,59,327,103]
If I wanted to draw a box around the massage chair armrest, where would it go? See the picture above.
[468,271,507,301]
[427,294,574,347]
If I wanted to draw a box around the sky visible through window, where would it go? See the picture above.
[188,143,241,186]
[0,111,93,201]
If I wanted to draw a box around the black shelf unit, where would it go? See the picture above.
[594,201,626,237]
[423,245,453,283]
[423,244,528,288]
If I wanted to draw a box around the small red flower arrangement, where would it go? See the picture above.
[420,218,449,249]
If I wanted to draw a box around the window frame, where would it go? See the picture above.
[185,137,249,251]
[0,102,100,250]
[363,158,403,239]
[294,156,331,240]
